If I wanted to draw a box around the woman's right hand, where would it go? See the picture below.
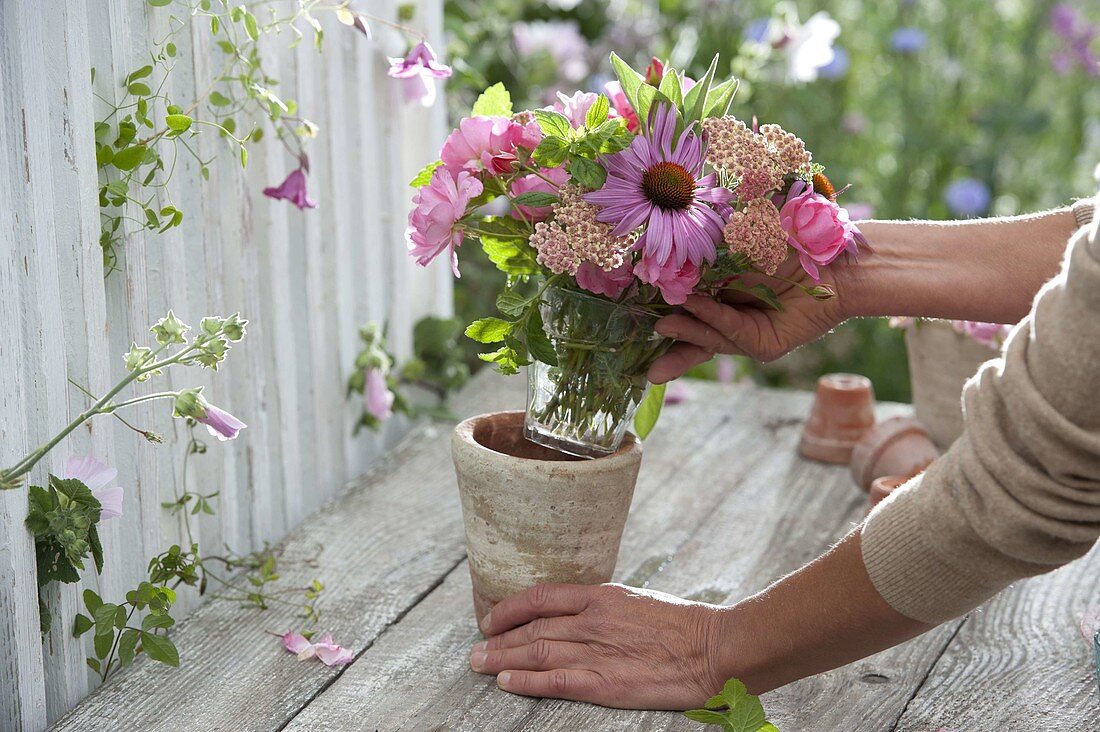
[647,253,851,383]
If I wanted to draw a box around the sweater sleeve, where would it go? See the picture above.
[860,190,1100,625]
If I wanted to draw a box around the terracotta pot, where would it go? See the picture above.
[798,373,876,464]
[452,411,642,625]
[850,416,939,492]
[869,475,909,507]
[905,321,996,449]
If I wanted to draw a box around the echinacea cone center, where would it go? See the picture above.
[641,161,695,210]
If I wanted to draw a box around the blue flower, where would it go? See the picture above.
[945,178,991,218]
[890,27,927,53]
[744,18,771,44]
[818,47,850,79]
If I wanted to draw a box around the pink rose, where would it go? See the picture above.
[575,260,634,299]
[634,253,700,305]
[406,168,483,277]
[778,181,862,280]
[952,320,1010,350]
[509,167,569,221]
[440,116,542,176]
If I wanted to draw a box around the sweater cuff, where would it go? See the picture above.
[1072,197,1095,229]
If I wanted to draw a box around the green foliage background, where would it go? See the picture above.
[443,0,1100,401]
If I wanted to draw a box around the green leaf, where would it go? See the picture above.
[511,191,558,208]
[141,631,179,666]
[118,628,140,666]
[239,146,248,169]
[141,613,174,631]
[524,310,558,367]
[165,114,192,132]
[683,709,733,726]
[93,629,113,659]
[481,236,540,276]
[72,613,94,638]
[209,90,231,107]
[568,156,606,190]
[496,292,530,317]
[465,317,514,344]
[585,95,610,128]
[83,589,102,614]
[658,70,684,112]
[147,0,172,5]
[684,54,719,124]
[86,658,100,673]
[683,678,770,732]
[111,145,148,171]
[533,136,569,168]
[634,383,666,440]
[703,78,740,119]
[470,82,512,117]
[127,82,151,96]
[609,52,644,122]
[409,160,442,188]
[243,12,259,41]
[722,280,781,311]
[126,65,153,83]
[532,109,573,138]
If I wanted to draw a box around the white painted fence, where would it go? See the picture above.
[0,1,448,728]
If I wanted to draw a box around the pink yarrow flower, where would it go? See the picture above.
[62,455,124,520]
[281,631,355,666]
[364,367,395,421]
[584,104,733,270]
[634,253,701,306]
[263,168,317,210]
[778,181,864,281]
[406,167,484,277]
[440,116,542,176]
[387,41,452,107]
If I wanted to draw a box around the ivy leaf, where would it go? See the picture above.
[409,160,442,188]
[634,383,666,440]
[569,156,607,190]
[465,318,515,344]
[141,631,179,666]
[470,82,512,117]
[533,109,573,138]
[111,145,149,171]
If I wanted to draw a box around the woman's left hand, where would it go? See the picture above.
[469,583,731,710]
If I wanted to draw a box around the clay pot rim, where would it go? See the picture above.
[850,416,935,491]
[453,411,642,470]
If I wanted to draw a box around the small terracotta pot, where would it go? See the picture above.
[452,411,642,626]
[850,416,940,492]
[798,373,876,464]
[869,475,910,507]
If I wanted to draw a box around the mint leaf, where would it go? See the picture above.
[721,280,781,310]
[585,94,610,128]
[634,383,666,440]
[684,678,775,731]
[471,82,512,117]
[465,318,515,344]
[533,136,569,168]
[568,156,607,190]
[533,109,573,138]
[410,160,442,188]
[511,191,559,208]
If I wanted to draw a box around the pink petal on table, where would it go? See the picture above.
[281,631,312,655]
[314,643,355,666]
[1080,606,1100,643]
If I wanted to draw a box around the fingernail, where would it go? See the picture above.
[498,671,512,686]
[472,640,487,652]
[470,651,487,670]
[655,325,679,338]
[479,610,492,633]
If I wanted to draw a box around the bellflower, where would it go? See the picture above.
[778,181,863,281]
[584,104,733,269]
[944,178,991,218]
[364,367,395,422]
[387,41,452,107]
[281,631,355,666]
[406,167,484,277]
[197,402,247,442]
[263,168,317,210]
[62,455,124,520]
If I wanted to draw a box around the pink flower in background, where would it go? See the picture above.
[387,41,452,107]
[1049,4,1100,76]
[584,104,733,270]
[663,380,692,405]
[364,367,395,421]
[844,202,874,221]
[509,167,568,221]
[603,81,638,132]
[512,20,590,82]
[778,181,863,280]
[440,116,541,176]
[263,168,317,210]
[406,168,483,277]
[952,320,1010,350]
[575,260,634,299]
[197,402,247,442]
[281,631,355,666]
[634,254,700,305]
[62,455,124,520]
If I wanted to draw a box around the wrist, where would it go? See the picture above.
[707,602,772,696]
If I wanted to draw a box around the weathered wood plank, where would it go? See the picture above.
[891,544,1100,731]
[282,385,925,732]
[49,372,522,731]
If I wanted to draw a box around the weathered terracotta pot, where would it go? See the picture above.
[850,416,940,493]
[452,411,642,625]
[905,321,996,449]
[798,373,876,464]
[869,475,910,507]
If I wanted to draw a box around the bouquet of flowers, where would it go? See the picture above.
[406,54,865,457]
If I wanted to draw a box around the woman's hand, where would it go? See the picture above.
[648,254,849,383]
[469,583,730,710]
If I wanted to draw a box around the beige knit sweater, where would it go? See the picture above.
[861,190,1100,624]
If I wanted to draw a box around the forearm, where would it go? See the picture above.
[839,208,1078,323]
[713,529,932,694]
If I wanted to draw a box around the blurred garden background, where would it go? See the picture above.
[441,0,1100,401]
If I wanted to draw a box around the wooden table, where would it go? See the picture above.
[53,373,1100,731]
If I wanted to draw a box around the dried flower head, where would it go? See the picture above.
[531,183,632,275]
[723,198,788,275]
[703,117,813,200]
